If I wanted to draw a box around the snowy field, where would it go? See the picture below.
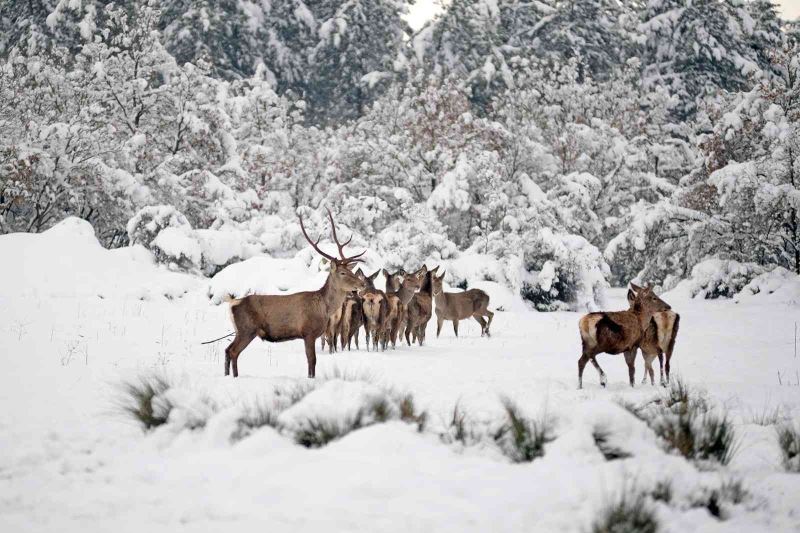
[1,220,799,532]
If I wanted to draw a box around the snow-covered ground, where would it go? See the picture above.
[1,221,799,532]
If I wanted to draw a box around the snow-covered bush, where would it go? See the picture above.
[669,259,766,300]
[376,211,459,271]
[734,267,800,305]
[519,230,609,312]
[127,206,192,248]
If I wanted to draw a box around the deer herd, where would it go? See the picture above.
[222,211,679,389]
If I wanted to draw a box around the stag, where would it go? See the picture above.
[577,284,671,389]
[626,285,680,387]
[223,209,366,378]
[431,272,494,337]
[405,266,439,346]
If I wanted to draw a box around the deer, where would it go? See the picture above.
[339,292,364,351]
[577,284,672,389]
[384,266,427,348]
[405,266,439,346]
[431,272,494,338]
[383,268,406,293]
[223,209,366,379]
[626,284,680,387]
[361,287,388,351]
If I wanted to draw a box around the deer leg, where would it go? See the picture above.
[304,336,317,379]
[472,314,487,336]
[590,357,607,387]
[578,353,590,389]
[664,352,671,385]
[658,352,666,387]
[453,320,459,337]
[485,310,494,336]
[354,328,359,350]
[436,315,444,337]
[624,350,636,387]
[225,331,256,378]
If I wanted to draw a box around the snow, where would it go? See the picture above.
[2,222,800,532]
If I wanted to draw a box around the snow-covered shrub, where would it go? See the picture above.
[151,226,203,273]
[519,229,609,312]
[734,267,800,305]
[127,206,192,248]
[669,259,766,300]
[376,211,459,271]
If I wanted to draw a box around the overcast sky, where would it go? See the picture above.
[406,0,800,32]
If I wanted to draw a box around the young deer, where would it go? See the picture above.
[405,266,439,346]
[626,285,680,387]
[577,284,671,389]
[223,209,366,378]
[384,266,427,348]
[361,287,388,351]
[431,272,494,337]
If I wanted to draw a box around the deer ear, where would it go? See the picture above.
[630,282,642,292]
[382,268,389,278]
[431,265,439,274]
[418,265,428,275]
[627,289,636,303]
[438,270,446,280]
[369,270,379,281]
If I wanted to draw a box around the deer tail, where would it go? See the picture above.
[666,313,680,357]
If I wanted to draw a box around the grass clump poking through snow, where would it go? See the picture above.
[590,488,658,533]
[776,424,800,472]
[690,479,749,520]
[635,379,738,466]
[494,397,554,463]
[118,373,173,430]
[593,426,632,460]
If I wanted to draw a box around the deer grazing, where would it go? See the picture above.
[223,209,366,378]
[626,285,680,387]
[431,272,494,338]
[405,266,439,346]
[384,266,427,348]
[577,284,671,389]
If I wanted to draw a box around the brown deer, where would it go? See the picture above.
[626,285,680,387]
[577,284,671,389]
[383,268,406,293]
[384,266,427,348]
[431,272,494,337]
[405,266,439,346]
[223,209,366,378]
[339,292,364,350]
[361,287,388,351]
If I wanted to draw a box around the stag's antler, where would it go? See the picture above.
[326,208,365,264]
[299,214,338,263]
[299,209,365,265]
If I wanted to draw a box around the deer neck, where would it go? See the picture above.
[433,291,447,308]
[320,275,349,316]
[396,284,417,305]
[631,304,654,337]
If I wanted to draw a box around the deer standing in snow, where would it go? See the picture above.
[223,209,366,378]
[383,266,427,348]
[577,284,671,388]
[405,266,439,346]
[431,272,494,337]
[626,285,680,387]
